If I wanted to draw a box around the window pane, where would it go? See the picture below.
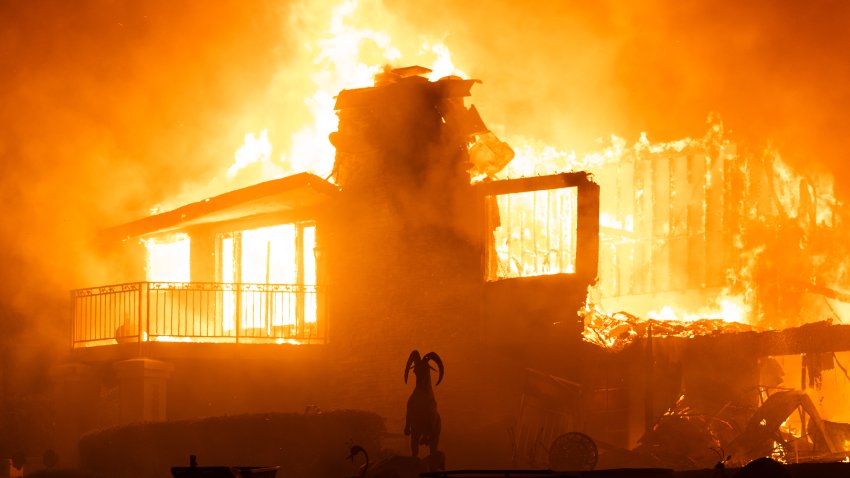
[241,224,297,284]
[221,236,236,332]
[302,224,316,285]
[490,187,578,279]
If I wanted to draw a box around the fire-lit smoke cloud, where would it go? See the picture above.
[391,1,850,178]
[0,0,289,381]
[0,0,849,374]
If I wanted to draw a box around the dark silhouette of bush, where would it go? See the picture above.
[79,409,384,478]
[733,457,790,478]
[25,470,98,478]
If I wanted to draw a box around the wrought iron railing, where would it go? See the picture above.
[71,282,326,348]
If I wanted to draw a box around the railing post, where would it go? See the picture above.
[69,290,76,350]
[137,283,143,346]
[321,285,328,344]
[296,285,305,339]
[235,283,241,344]
[145,282,151,346]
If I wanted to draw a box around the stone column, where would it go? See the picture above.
[50,362,101,468]
[113,358,174,423]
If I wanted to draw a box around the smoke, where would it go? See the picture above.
[389,0,850,188]
[0,0,848,414]
[0,0,292,400]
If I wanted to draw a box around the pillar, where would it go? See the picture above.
[50,362,101,468]
[113,358,174,423]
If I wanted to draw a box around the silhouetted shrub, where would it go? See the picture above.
[78,409,384,478]
[25,470,98,478]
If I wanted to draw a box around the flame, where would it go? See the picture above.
[600,212,634,233]
[143,0,472,345]
[227,129,276,179]
[490,187,578,279]
[647,296,747,324]
[149,335,194,343]
[125,333,308,345]
[223,0,468,186]
[144,0,844,340]
[495,135,611,179]
[423,42,467,80]
[144,234,190,282]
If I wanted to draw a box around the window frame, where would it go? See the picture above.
[474,172,600,283]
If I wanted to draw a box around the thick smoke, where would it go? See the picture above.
[0,0,848,422]
[0,0,290,395]
[390,0,850,183]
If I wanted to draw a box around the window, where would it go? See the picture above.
[487,187,578,280]
[218,222,318,338]
[145,234,191,282]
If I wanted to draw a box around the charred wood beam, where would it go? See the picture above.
[754,322,850,356]
[472,172,594,196]
[100,172,338,242]
[688,321,850,357]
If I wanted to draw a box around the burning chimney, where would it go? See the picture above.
[325,67,487,415]
[330,66,483,220]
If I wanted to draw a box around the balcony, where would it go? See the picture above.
[71,282,327,349]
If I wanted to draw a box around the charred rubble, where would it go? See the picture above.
[531,318,850,470]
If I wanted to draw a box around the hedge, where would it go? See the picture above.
[78,409,384,478]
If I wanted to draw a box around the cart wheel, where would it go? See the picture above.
[548,432,598,471]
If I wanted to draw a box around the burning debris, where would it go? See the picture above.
[604,388,850,469]
[581,304,752,351]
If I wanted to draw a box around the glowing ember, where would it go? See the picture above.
[582,301,753,351]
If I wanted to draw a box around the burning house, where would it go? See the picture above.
[60,69,599,470]
[53,65,850,474]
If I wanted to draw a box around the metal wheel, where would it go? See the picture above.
[548,432,598,471]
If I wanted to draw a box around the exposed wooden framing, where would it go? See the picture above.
[670,153,690,290]
[652,155,671,292]
[618,159,635,297]
[472,171,594,196]
[705,150,725,288]
[633,153,652,295]
[687,153,708,289]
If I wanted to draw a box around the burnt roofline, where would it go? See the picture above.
[101,172,339,242]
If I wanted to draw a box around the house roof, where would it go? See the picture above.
[102,172,339,241]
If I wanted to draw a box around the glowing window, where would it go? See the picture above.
[487,187,578,280]
[145,234,191,282]
[218,222,318,334]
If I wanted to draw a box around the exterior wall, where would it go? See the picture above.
[163,349,330,420]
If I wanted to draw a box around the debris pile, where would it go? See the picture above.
[581,305,753,350]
